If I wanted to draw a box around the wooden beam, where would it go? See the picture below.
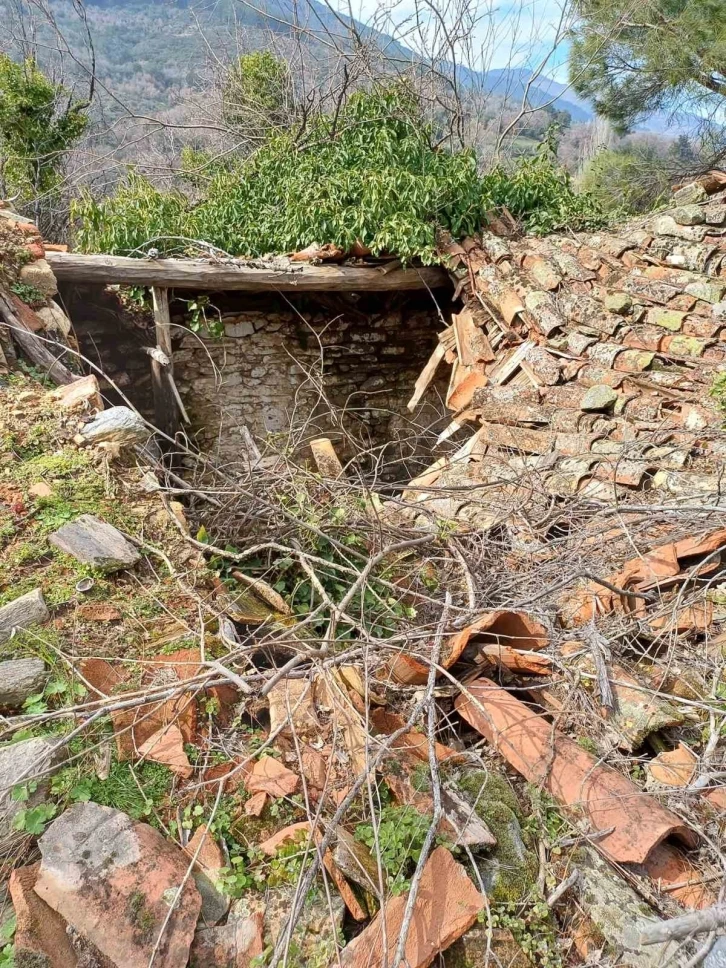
[46,253,449,292]
[0,290,77,386]
[150,287,179,439]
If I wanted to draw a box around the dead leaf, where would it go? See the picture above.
[267,679,319,735]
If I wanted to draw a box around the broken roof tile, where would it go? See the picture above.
[646,307,686,331]
[455,679,698,865]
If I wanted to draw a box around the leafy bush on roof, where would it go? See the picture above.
[73,83,604,262]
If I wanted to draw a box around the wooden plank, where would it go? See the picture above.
[150,287,179,439]
[46,253,449,292]
[407,342,445,412]
[0,290,76,385]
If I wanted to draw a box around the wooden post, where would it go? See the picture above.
[150,287,179,440]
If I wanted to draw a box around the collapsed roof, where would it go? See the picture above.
[407,172,726,522]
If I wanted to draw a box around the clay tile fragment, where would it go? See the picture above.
[244,791,268,816]
[369,708,464,763]
[138,724,193,778]
[34,802,201,968]
[258,821,367,920]
[387,610,547,686]
[258,821,312,856]
[527,258,562,291]
[641,841,714,909]
[190,915,264,968]
[244,756,300,798]
[455,678,698,865]
[647,743,697,788]
[478,644,552,676]
[9,863,80,968]
[339,847,484,968]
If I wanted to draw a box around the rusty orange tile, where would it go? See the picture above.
[455,678,698,865]
[643,842,714,909]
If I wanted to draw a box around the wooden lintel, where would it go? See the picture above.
[46,253,449,292]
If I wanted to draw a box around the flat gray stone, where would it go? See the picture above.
[581,384,618,412]
[573,845,685,967]
[80,406,149,447]
[49,515,140,573]
[0,737,64,843]
[0,659,47,707]
[672,204,706,226]
[705,937,726,968]
[0,588,49,645]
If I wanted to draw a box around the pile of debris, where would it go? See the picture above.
[0,202,78,386]
[0,176,725,968]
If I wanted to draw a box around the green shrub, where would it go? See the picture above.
[73,84,604,263]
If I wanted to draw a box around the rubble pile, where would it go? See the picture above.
[0,175,725,967]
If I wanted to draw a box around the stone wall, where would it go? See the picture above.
[172,291,450,472]
[63,286,452,476]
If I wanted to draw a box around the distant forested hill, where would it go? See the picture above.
[0,0,594,123]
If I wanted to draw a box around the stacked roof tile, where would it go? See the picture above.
[406,173,726,531]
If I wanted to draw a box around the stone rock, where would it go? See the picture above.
[340,848,484,968]
[19,259,58,297]
[0,737,64,843]
[9,863,79,968]
[0,658,48,707]
[51,375,103,412]
[225,320,255,338]
[444,766,538,903]
[0,588,50,645]
[184,824,230,927]
[49,515,140,572]
[189,914,264,967]
[571,845,682,967]
[35,802,202,968]
[36,301,72,337]
[235,883,344,967]
[80,407,149,447]
[333,827,382,897]
[580,384,618,412]
[671,205,706,226]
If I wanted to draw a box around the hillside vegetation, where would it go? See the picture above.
[73,85,604,263]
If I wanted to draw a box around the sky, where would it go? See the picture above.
[350,0,573,77]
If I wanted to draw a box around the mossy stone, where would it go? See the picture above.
[444,767,539,903]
